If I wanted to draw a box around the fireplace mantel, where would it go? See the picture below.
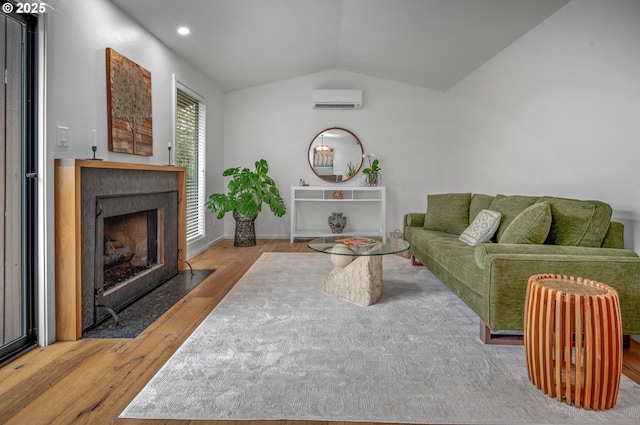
[54,159,187,341]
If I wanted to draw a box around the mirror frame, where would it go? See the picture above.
[307,127,364,183]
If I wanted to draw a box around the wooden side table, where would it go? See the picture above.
[524,274,623,410]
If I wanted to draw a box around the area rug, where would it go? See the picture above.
[120,253,640,424]
[83,269,214,339]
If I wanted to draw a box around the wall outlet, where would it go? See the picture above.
[56,126,69,147]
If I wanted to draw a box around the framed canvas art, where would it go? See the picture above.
[106,48,153,155]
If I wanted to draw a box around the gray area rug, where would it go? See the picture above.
[120,253,640,424]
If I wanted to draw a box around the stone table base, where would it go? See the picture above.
[320,255,383,306]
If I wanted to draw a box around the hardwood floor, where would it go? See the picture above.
[0,239,638,425]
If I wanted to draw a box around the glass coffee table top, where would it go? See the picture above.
[307,236,410,256]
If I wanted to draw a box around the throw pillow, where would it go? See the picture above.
[499,202,552,244]
[468,194,494,225]
[537,196,613,247]
[423,193,471,234]
[488,194,539,242]
[459,209,502,247]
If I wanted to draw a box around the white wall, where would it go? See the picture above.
[442,0,640,252]
[41,0,225,343]
[223,69,443,239]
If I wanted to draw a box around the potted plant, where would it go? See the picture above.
[362,153,381,186]
[346,161,357,178]
[206,159,286,246]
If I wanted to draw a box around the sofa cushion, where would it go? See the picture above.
[499,202,552,244]
[489,195,539,242]
[411,230,483,296]
[424,193,471,234]
[537,196,613,247]
[468,194,494,225]
[602,222,624,249]
[459,209,501,246]
[403,224,424,246]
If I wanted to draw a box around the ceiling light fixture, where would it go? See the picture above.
[177,27,190,35]
[317,134,330,151]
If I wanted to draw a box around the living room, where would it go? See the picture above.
[2,0,640,423]
[40,0,640,335]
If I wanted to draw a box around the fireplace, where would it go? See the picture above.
[93,191,177,326]
[54,160,187,340]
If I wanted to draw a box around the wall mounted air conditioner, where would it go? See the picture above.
[313,89,362,110]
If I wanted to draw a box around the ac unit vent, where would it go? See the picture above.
[314,103,360,110]
[313,89,362,110]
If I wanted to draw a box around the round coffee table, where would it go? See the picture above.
[308,236,410,306]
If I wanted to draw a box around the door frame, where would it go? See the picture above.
[0,9,39,365]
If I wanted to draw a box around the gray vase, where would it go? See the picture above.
[328,212,347,234]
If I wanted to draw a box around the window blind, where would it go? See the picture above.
[176,87,206,242]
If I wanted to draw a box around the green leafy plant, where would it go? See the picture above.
[206,159,286,219]
[362,153,381,186]
[346,161,357,178]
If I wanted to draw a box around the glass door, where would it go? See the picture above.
[0,11,38,364]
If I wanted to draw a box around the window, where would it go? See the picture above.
[175,84,206,242]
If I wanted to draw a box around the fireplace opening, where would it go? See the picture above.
[91,190,178,328]
[103,208,163,294]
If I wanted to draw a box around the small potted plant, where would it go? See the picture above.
[206,159,286,246]
[362,153,381,186]
[346,161,357,178]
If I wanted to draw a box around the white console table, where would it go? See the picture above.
[290,186,386,243]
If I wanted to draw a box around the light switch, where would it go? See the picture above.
[57,126,69,147]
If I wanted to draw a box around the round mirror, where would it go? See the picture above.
[308,127,364,183]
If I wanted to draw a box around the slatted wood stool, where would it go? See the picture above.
[523,274,623,410]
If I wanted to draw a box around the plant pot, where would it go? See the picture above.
[233,209,258,247]
[364,173,380,186]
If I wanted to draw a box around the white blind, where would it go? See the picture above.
[176,87,206,242]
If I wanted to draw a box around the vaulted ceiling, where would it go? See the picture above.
[111,0,570,93]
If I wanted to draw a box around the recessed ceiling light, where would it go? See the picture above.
[178,27,190,35]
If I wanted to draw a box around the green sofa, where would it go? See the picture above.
[403,193,640,344]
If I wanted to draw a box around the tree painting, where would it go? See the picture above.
[106,48,153,155]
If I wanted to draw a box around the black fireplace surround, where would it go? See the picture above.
[80,167,179,330]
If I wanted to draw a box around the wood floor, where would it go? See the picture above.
[0,239,639,425]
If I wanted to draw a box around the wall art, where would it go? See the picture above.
[106,48,153,155]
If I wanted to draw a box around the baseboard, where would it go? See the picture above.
[187,236,224,259]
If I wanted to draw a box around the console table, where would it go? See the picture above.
[290,186,386,243]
